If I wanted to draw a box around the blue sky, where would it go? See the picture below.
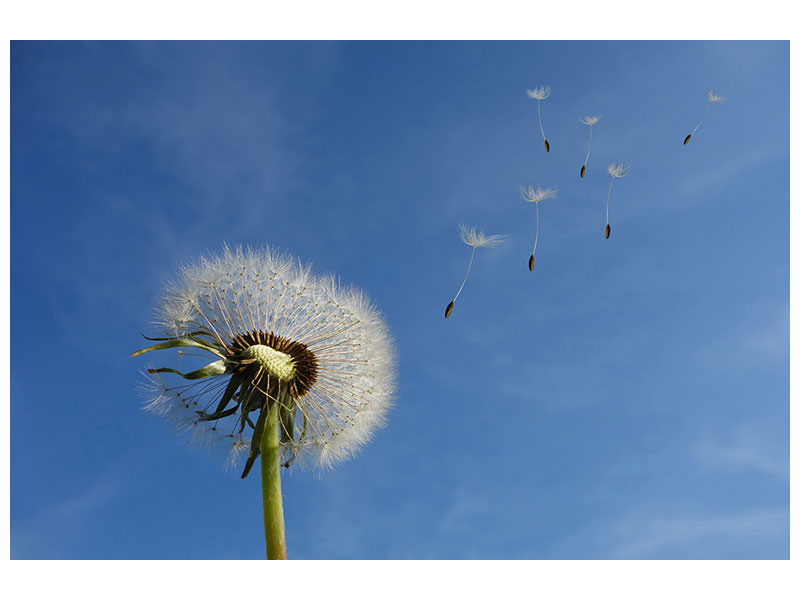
[10,41,788,559]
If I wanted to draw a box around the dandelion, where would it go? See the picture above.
[520,185,558,271]
[580,116,600,178]
[526,85,551,152]
[132,245,395,559]
[604,163,631,239]
[445,224,506,318]
[684,88,726,145]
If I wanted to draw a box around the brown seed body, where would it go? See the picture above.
[544,139,550,153]
[445,301,454,319]
[580,165,586,178]
[605,224,611,239]
[528,253,535,271]
[683,133,692,145]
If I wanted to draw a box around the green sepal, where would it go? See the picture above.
[241,397,270,479]
[297,406,309,445]
[187,332,222,347]
[280,394,301,468]
[142,331,219,347]
[237,380,256,433]
[131,338,225,359]
[210,375,241,416]
[279,394,297,445]
[147,359,227,380]
[195,374,241,422]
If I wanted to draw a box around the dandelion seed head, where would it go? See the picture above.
[519,185,558,204]
[526,86,551,101]
[607,163,632,178]
[582,115,600,126]
[707,88,726,103]
[458,224,507,248]
[139,245,396,472]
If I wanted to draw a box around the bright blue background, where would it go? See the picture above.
[11,41,789,559]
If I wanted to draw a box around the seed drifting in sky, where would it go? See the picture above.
[133,245,395,559]
[526,86,551,152]
[684,88,726,145]
[605,163,631,239]
[580,116,600,178]
[519,185,558,271]
[445,224,506,318]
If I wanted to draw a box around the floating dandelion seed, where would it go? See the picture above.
[526,85,551,152]
[605,163,631,239]
[580,116,600,178]
[133,245,395,559]
[684,88,726,145]
[445,224,506,318]
[520,185,558,271]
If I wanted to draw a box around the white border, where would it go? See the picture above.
[1,1,796,40]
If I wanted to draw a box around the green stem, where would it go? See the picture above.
[260,400,287,559]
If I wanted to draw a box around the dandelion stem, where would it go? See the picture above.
[261,399,287,559]
[606,176,615,226]
[452,246,476,305]
[533,202,540,256]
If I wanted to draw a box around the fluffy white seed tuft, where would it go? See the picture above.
[458,224,507,248]
[526,86,551,100]
[707,88,726,103]
[607,162,632,178]
[519,185,558,204]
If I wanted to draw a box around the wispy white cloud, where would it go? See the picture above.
[692,302,788,372]
[11,473,122,559]
[707,42,785,77]
[293,472,366,559]
[51,476,121,520]
[692,422,788,481]
[440,487,490,534]
[606,509,788,559]
[739,304,789,363]
[552,507,788,559]
[678,144,786,197]
[49,44,333,243]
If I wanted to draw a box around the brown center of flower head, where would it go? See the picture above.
[226,330,318,399]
